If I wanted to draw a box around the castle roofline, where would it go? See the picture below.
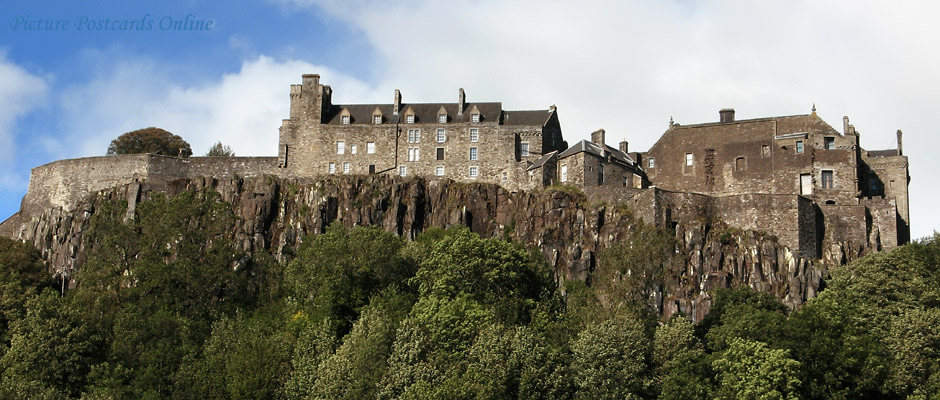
[558,139,637,167]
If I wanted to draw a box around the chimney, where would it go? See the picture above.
[619,140,628,153]
[843,116,850,134]
[393,89,402,115]
[591,129,606,146]
[719,108,735,123]
[897,129,903,155]
[458,88,466,115]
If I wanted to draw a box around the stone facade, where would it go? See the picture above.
[277,74,565,190]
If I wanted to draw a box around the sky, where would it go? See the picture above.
[1,0,937,239]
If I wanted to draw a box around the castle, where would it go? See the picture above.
[0,73,911,260]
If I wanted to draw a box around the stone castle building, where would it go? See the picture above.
[0,73,911,259]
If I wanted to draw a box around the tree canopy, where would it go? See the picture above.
[206,141,235,157]
[106,127,193,157]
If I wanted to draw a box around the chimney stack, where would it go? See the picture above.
[843,116,850,134]
[458,88,466,115]
[897,129,904,155]
[619,140,628,153]
[393,89,402,115]
[591,129,606,146]
[719,108,735,123]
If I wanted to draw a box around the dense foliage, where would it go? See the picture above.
[0,190,938,398]
[206,141,235,157]
[107,127,193,157]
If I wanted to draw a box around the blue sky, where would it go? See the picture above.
[2,0,939,239]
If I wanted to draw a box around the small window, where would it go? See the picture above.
[735,157,746,171]
[469,147,478,161]
[470,128,479,142]
[471,113,480,123]
[438,114,447,124]
[435,166,444,176]
[685,153,693,166]
[469,166,479,178]
[622,176,628,187]
[560,165,568,182]
[343,162,350,174]
[648,158,655,168]
[520,142,529,157]
[399,166,406,177]
[502,171,507,181]
[821,170,834,189]
[407,148,419,162]
[437,128,446,143]
[367,142,375,154]
[796,141,804,154]
[408,129,420,143]
[368,164,375,174]
[373,115,382,124]
[351,145,357,154]
[328,162,335,174]
[341,115,350,125]
[336,141,345,154]
[406,115,415,124]
[761,145,770,158]
[436,147,444,160]
[824,137,835,150]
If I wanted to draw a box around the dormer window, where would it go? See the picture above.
[471,113,480,123]
[406,115,415,124]
[372,107,383,124]
[341,115,350,125]
[438,114,447,123]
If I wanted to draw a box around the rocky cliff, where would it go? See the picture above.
[2,174,871,321]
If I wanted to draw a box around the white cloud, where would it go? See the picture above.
[0,53,48,164]
[58,56,383,158]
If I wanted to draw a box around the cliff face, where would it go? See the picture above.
[3,175,868,321]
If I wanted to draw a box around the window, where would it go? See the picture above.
[406,114,415,124]
[341,115,350,125]
[343,162,350,174]
[408,129,420,143]
[469,166,479,178]
[598,163,605,185]
[761,145,770,158]
[800,174,812,195]
[520,142,529,157]
[796,141,804,154]
[471,113,480,123]
[648,158,655,168]
[399,166,406,177]
[821,170,834,189]
[367,142,375,154]
[502,171,507,181]
[470,128,479,142]
[685,153,693,166]
[336,141,345,154]
[561,165,568,182]
[351,145,357,154]
[435,166,444,176]
[622,176,628,187]
[438,114,447,123]
[824,137,835,150]
[436,147,444,160]
[328,162,335,174]
[408,148,420,162]
[469,147,478,161]
[437,128,446,142]
[373,115,382,124]
[735,157,746,171]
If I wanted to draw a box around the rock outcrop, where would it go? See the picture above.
[2,175,873,321]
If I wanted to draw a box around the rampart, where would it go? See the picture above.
[20,154,281,215]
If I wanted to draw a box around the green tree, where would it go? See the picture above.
[106,127,192,157]
[0,237,51,344]
[596,220,676,316]
[712,337,801,400]
[206,141,235,157]
[570,314,652,400]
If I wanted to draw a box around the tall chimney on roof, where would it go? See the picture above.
[591,129,606,146]
[719,108,735,123]
[843,116,850,134]
[458,88,466,115]
[393,89,402,115]
[897,130,904,155]
[619,140,628,153]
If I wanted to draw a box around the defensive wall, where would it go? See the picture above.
[19,154,281,215]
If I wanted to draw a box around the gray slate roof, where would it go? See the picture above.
[321,102,553,126]
[557,139,637,167]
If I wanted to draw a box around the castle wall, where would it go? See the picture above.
[860,196,900,249]
[862,153,910,243]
